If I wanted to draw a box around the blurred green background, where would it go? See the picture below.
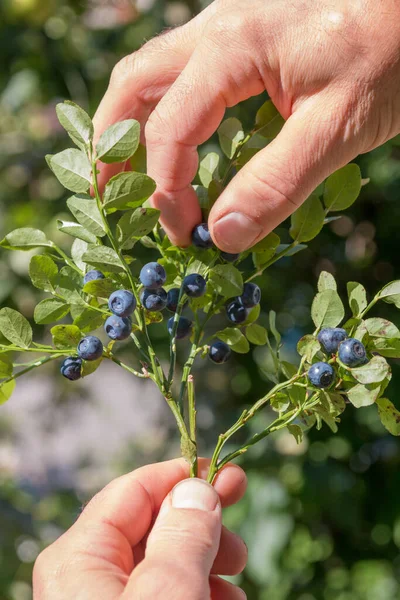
[1,1,400,599]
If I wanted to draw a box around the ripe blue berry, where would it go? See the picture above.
[221,252,240,263]
[182,273,207,298]
[192,223,214,249]
[141,288,168,312]
[104,315,132,340]
[83,270,104,285]
[167,316,193,340]
[108,290,136,317]
[209,341,231,364]
[317,327,347,354]
[61,356,82,381]
[140,262,167,289]
[77,336,103,361]
[308,362,335,389]
[226,299,249,324]
[338,338,367,367]
[239,283,261,308]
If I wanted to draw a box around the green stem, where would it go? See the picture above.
[51,243,83,275]
[187,375,198,477]
[167,288,188,389]
[1,354,60,385]
[0,345,67,355]
[178,325,203,415]
[108,355,150,379]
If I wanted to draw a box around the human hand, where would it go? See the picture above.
[33,458,247,599]
[93,0,400,252]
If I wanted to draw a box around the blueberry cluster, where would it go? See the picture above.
[226,283,261,325]
[307,327,368,389]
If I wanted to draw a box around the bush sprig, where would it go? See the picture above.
[1,100,400,483]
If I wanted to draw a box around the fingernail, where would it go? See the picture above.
[213,212,262,252]
[238,588,247,599]
[172,478,219,512]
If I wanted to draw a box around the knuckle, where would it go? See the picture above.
[152,518,216,557]
[246,166,299,209]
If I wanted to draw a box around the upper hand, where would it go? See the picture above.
[33,458,247,600]
[93,0,400,253]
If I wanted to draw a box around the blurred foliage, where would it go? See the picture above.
[0,1,400,599]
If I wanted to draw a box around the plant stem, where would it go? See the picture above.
[51,243,83,275]
[187,375,198,477]
[108,355,150,379]
[0,345,67,355]
[178,325,203,415]
[246,242,299,283]
[1,354,60,386]
[167,287,188,389]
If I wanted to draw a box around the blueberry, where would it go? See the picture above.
[140,262,167,289]
[226,299,249,324]
[192,223,214,249]
[141,288,168,312]
[167,316,193,340]
[104,315,132,340]
[83,270,104,285]
[221,252,240,263]
[108,290,136,317]
[317,327,348,354]
[209,341,231,364]
[338,338,367,367]
[308,362,335,389]
[166,288,187,313]
[182,273,207,298]
[61,356,82,381]
[77,336,103,361]
[239,283,261,308]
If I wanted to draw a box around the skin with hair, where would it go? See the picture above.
[93,0,400,253]
[33,459,248,600]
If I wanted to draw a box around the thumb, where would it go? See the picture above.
[124,478,221,600]
[209,94,356,253]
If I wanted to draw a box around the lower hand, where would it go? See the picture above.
[33,458,248,599]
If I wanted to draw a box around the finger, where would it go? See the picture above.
[209,93,357,252]
[210,575,247,600]
[145,12,265,246]
[124,478,221,600]
[211,526,247,576]
[92,0,227,190]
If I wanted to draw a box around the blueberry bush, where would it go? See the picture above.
[1,100,400,485]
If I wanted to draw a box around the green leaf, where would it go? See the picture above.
[318,271,337,292]
[290,194,325,242]
[96,119,140,163]
[73,308,104,333]
[208,179,223,208]
[311,289,345,329]
[297,334,321,362]
[281,361,298,379]
[243,304,260,326]
[368,337,400,359]
[116,207,160,250]
[270,391,290,412]
[255,100,285,138]
[276,243,308,257]
[217,118,245,159]
[34,299,69,325]
[51,324,82,349]
[29,255,58,292]
[287,424,303,444]
[54,273,83,304]
[67,195,106,237]
[82,357,103,377]
[103,172,156,212]
[347,382,382,408]
[365,318,400,339]
[186,259,209,278]
[49,149,91,193]
[350,355,390,385]
[140,236,158,250]
[246,323,268,345]
[198,152,220,188]
[376,398,400,436]
[0,354,13,378]
[314,402,339,433]
[269,311,281,346]
[83,278,116,298]
[0,308,32,348]
[347,281,368,316]
[57,220,97,244]
[289,385,306,407]
[323,164,362,211]
[56,101,93,150]
[0,228,52,251]
[82,245,124,272]
[215,327,244,346]
[230,335,250,354]
[251,232,280,253]
[378,280,400,309]
[0,379,16,405]
[71,240,88,272]
[209,264,243,298]
[322,391,346,416]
